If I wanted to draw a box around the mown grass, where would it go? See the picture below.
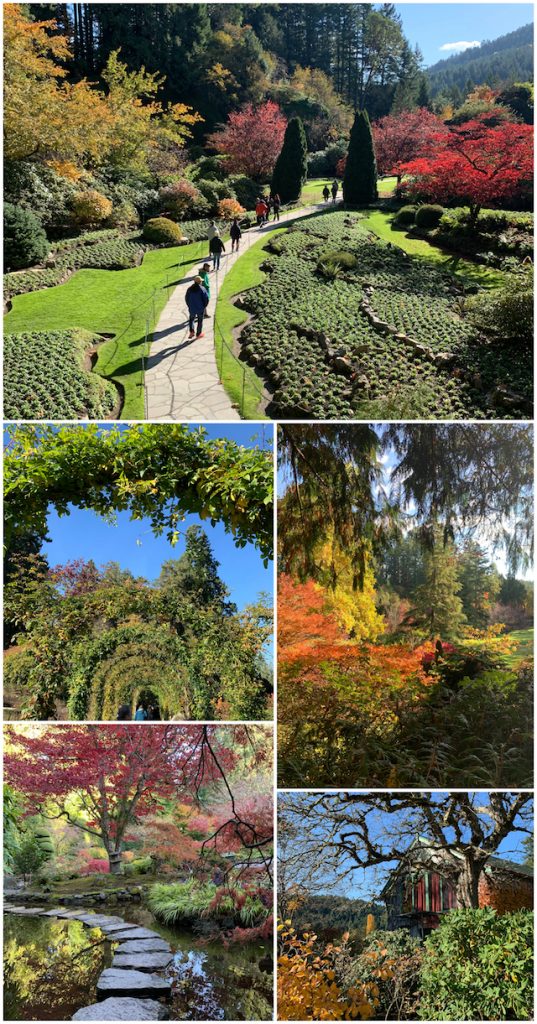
[363,209,505,289]
[503,628,534,668]
[302,176,397,205]
[4,237,213,419]
[214,227,287,419]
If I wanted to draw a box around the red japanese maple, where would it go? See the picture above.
[207,100,287,180]
[372,108,446,182]
[5,725,237,873]
[401,117,533,224]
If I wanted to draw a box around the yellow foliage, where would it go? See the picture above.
[278,925,383,1021]
[365,914,376,936]
[315,531,385,642]
[47,160,84,181]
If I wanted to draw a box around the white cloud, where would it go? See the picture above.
[439,40,481,52]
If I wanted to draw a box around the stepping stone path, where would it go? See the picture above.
[72,997,168,1020]
[4,902,172,1020]
[145,202,323,420]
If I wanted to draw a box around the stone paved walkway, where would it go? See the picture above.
[144,202,323,421]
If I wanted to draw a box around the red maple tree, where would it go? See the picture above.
[401,117,533,224]
[207,100,287,180]
[4,725,239,873]
[372,108,446,182]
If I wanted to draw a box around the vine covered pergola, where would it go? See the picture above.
[4,423,274,564]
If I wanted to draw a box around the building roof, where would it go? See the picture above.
[381,837,533,897]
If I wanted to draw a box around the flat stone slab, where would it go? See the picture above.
[115,939,171,955]
[105,928,162,941]
[4,906,31,913]
[97,968,171,1000]
[112,952,173,972]
[99,923,142,935]
[40,908,74,916]
[74,915,127,928]
[72,997,169,1020]
[9,907,45,915]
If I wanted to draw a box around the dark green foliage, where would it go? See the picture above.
[458,541,499,628]
[4,202,50,271]
[317,250,358,277]
[466,265,533,344]
[227,174,259,210]
[394,204,417,225]
[497,81,534,124]
[419,909,534,1021]
[348,930,423,1021]
[293,895,386,937]
[142,217,183,244]
[157,524,235,620]
[12,831,51,879]
[4,329,118,420]
[427,23,533,97]
[193,177,236,214]
[415,204,444,229]
[342,110,377,206]
[271,117,308,204]
[412,528,466,639]
[308,141,348,177]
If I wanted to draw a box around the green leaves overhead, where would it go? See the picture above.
[4,423,274,564]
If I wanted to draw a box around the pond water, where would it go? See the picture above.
[4,906,273,1021]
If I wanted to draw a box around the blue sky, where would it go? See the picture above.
[32,423,274,613]
[393,3,533,66]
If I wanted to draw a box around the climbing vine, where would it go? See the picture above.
[4,423,274,564]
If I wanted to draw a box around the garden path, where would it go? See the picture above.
[145,202,324,420]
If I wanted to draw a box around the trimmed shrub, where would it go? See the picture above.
[307,140,348,177]
[419,908,534,1022]
[106,200,139,230]
[317,249,358,277]
[217,198,246,221]
[123,855,153,875]
[466,266,533,344]
[4,202,50,270]
[271,116,308,204]
[142,217,183,245]
[394,205,417,225]
[343,110,377,205]
[71,190,113,226]
[415,204,444,228]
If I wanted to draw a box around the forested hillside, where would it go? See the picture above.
[427,23,533,98]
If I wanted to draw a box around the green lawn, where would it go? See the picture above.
[301,176,397,205]
[214,227,287,419]
[363,209,505,289]
[503,628,534,668]
[4,237,212,419]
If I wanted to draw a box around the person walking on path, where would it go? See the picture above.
[331,179,339,203]
[272,193,281,221]
[134,703,147,721]
[207,220,219,241]
[230,217,242,252]
[322,184,330,202]
[199,262,211,317]
[255,197,268,226]
[209,233,226,270]
[185,275,209,339]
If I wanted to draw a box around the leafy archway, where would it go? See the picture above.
[4,424,273,564]
[67,624,188,720]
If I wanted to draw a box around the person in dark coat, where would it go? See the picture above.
[185,276,209,339]
[209,234,226,270]
[331,179,339,202]
[230,218,242,252]
[117,703,131,720]
[271,193,281,221]
[322,185,330,202]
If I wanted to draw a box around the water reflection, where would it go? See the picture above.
[4,911,273,1021]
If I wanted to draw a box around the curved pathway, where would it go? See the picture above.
[4,901,172,1020]
[145,202,324,421]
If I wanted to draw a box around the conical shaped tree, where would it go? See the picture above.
[343,109,378,205]
[413,527,466,640]
[271,116,308,204]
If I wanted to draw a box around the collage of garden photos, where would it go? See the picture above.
[2,1,535,1022]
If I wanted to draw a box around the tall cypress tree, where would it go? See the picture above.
[413,527,466,639]
[271,116,308,204]
[342,109,378,205]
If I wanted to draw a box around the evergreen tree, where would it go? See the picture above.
[342,109,377,205]
[457,541,500,628]
[416,75,432,111]
[157,525,234,614]
[413,527,466,639]
[271,116,308,203]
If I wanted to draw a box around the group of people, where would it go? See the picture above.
[117,702,161,721]
[255,193,281,225]
[184,216,244,339]
[322,180,340,203]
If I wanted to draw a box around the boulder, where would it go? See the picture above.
[96,969,171,1000]
[72,997,169,1020]
[333,356,353,376]
[112,953,173,972]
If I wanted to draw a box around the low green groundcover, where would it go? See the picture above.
[4,327,117,419]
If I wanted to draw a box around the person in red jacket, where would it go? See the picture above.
[255,198,268,226]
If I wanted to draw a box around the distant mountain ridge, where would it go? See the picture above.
[427,23,533,95]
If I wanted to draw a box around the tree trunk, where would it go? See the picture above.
[455,857,482,908]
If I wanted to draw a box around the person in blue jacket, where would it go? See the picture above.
[134,704,147,721]
[185,276,209,339]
